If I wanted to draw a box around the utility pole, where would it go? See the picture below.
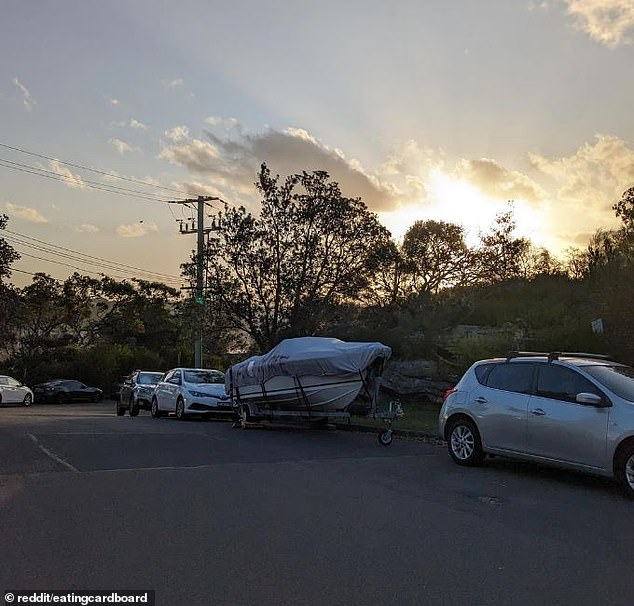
[168,195,223,368]
[195,197,205,367]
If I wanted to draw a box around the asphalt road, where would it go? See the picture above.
[1,403,633,606]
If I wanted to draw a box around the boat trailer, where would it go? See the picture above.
[230,375,404,446]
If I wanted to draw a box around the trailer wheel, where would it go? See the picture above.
[378,429,393,446]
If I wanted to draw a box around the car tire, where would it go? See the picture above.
[116,403,125,416]
[23,393,32,407]
[151,397,162,418]
[175,397,186,420]
[56,392,65,405]
[129,397,139,417]
[447,417,485,466]
[615,444,634,498]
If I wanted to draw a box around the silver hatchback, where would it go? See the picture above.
[439,352,634,496]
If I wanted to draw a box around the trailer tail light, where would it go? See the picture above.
[441,388,457,402]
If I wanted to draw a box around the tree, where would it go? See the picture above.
[0,215,21,352]
[91,276,181,352]
[477,209,530,284]
[613,187,634,233]
[198,164,393,351]
[401,220,474,295]
[0,214,20,281]
[518,245,563,279]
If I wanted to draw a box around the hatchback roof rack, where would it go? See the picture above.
[506,351,612,363]
[506,351,549,361]
[547,352,612,362]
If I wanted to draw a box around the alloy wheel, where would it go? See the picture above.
[451,425,475,460]
[626,454,634,491]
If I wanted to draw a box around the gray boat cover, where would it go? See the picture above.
[226,337,392,389]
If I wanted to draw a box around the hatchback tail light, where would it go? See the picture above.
[441,388,457,402]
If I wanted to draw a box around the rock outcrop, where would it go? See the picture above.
[381,359,455,403]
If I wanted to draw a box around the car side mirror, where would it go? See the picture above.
[576,392,606,406]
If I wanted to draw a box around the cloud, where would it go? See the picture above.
[205,116,240,129]
[129,119,146,130]
[561,0,634,45]
[75,224,100,233]
[110,98,120,106]
[159,138,220,172]
[13,77,36,111]
[5,202,48,223]
[530,134,634,209]
[115,222,159,238]
[159,126,399,211]
[454,158,546,203]
[109,138,133,154]
[177,180,226,198]
[48,160,85,188]
[161,78,184,88]
[164,125,190,143]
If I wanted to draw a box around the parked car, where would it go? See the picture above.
[0,375,33,406]
[117,370,164,416]
[439,352,634,497]
[151,368,231,420]
[110,376,129,402]
[33,379,103,404]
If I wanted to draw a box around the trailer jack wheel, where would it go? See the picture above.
[240,405,250,429]
[378,429,393,446]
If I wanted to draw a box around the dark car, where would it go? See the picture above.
[117,371,164,416]
[33,379,103,404]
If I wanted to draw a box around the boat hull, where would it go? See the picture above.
[233,373,364,413]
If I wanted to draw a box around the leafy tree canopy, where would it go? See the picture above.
[199,163,393,350]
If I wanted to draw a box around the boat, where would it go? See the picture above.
[226,337,392,414]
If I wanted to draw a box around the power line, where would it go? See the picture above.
[8,267,36,277]
[0,157,175,201]
[6,238,182,285]
[4,229,182,282]
[0,141,194,197]
[14,249,150,282]
[0,159,173,204]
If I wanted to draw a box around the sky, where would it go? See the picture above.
[1,0,634,287]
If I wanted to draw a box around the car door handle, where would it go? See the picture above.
[474,397,488,404]
[530,408,546,416]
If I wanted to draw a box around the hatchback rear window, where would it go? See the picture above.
[583,365,634,402]
[486,363,534,394]
[474,363,495,385]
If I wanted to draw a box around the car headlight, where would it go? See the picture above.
[188,390,215,399]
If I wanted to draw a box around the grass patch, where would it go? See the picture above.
[350,397,441,435]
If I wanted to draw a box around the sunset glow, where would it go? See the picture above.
[1,1,632,283]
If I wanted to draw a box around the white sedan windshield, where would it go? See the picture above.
[183,370,225,384]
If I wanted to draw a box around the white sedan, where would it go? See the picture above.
[150,368,231,420]
[0,375,33,406]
